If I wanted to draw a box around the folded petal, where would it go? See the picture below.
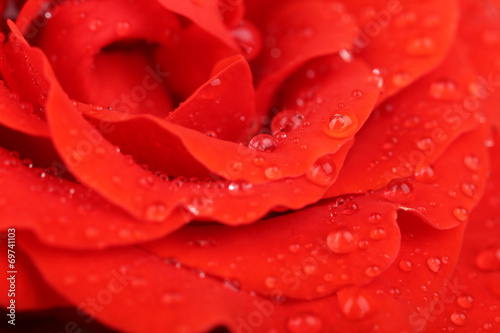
[144,195,400,300]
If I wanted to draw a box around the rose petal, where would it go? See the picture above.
[343,0,459,101]
[143,194,400,300]
[0,147,188,248]
[18,232,414,332]
[427,128,500,332]
[458,0,500,128]
[166,55,256,142]
[0,242,69,310]
[250,0,358,115]
[327,42,483,205]
[16,0,180,105]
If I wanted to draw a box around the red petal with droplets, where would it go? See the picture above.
[343,0,459,101]
[458,0,500,128]
[427,128,500,332]
[251,0,357,115]
[327,41,482,200]
[0,148,189,248]
[166,55,256,142]
[144,195,400,300]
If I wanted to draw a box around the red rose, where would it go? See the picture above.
[0,0,499,332]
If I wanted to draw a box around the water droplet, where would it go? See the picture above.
[351,90,363,99]
[289,244,301,254]
[227,179,253,197]
[306,155,337,186]
[464,155,480,171]
[85,227,99,238]
[161,291,183,304]
[461,183,477,197]
[323,111,358,138]
[338,287,372,320]
[370,228,386,240]
[416,137,435,153]
[426,257,442,273]
[342,203,359,215]
[89,19,103,32]
[384,178,414,203]
[271,110,304,134]
[145,202,169,222]
[453,207,468,222]
[457,295,474,309]
[230,20,262,61]
[324,273,334,282]
[364,265,381,277]
[450,312,466,326]
[326,229,358,254]
[475,248,500,271]
[368,213,381,224]
[249,134,278,152]
[139,175,155,188]
[265,276,277,289]
[252,156,265,166]
[392,71,411,87]
[429,78,459,100]
[406,37,436,56]
[115,21,130,36]
[414,164,436,183]
[265,166,281,179]
[399,259,413,272]
[286,313,323,333]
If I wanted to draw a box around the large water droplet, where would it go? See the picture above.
[323,111,358,138]
[369,228,386,240]
[286,313,323,333]
[271,110,304,134]
[450,311,467,326]
[414,164,436,183]
[461,183,477,198]
[306,155,337,186]
[326,229,358,254]
[384,178,414,203]
[426,257,442,273]
[230,20,262,61]
[249,134,278,152]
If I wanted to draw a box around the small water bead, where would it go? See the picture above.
[461,183,477,197]
[248,134,278,152]
[384,178,414,203]
[368,213,381,224]
[475,248,500,271]
[286,313,323,333]
[364,266,381,277]
[453,207,468,222]
[351,89,363,99]
[414,164,436,183]
[323,111,358,138]
[464,155,480,171]
[271,110,304,134]
[370,228,386,240]
[406,37,436,56]
[115,21,130,36]
[457,295,474,309]
[326,229,357,254]
[306,155,337,186]
[341,203,359,216]
[252,156,265,166]
[324,273,334,282]
[265,276,278,289]
[89,19,103,32]
[392,71,412,87]
[338,287,372,320]
[205,130,217,138]
[426,257,442,273]
[145,202,169,222]
[429,78,459,100]
[265,166,281,179]
[161,291,183,305]
[399,259,413,272]
[450,312,467,326]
